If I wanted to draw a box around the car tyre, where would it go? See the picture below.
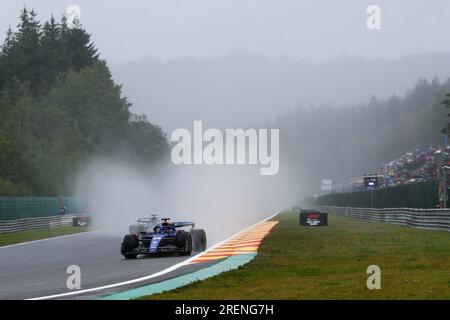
[177,231,192,256]
[122,235,138,259]
[191,229,207,251]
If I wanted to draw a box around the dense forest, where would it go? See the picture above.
[276,77,450,193]
[0,9,168,196]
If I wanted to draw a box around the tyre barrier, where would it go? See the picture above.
[0,214,84,233]
[320,206,450,232]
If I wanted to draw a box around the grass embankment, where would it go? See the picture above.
[0,226,88,247]
[140,211,450,299]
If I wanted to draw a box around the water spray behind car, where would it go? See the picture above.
[74,157,300,247]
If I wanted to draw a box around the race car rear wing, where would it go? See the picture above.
[173,221,195,228]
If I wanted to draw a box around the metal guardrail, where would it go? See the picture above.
[0,214,82,233]
[320,206,450,232]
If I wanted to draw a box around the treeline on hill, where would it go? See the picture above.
[276,77,450,194]
[0,8,168,196]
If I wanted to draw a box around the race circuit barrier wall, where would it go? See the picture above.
[320,206,450,232]
[312,180,439,209]
[0,214,83,233]
[0,196,86,220]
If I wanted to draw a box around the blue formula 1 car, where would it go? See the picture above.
[121,216,207,259]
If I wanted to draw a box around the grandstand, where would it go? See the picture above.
[332,145,450,208]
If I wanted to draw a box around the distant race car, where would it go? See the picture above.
[72,216,91,227]
[121,215,207,259]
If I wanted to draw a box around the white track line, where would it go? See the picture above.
[28,212,279,300]
[0,231,94,250]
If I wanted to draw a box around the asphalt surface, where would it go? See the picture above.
[0,231,195,300]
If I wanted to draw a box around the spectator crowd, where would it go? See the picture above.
[338,145,450,192]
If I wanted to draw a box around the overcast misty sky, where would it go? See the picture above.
[1,0,450,63]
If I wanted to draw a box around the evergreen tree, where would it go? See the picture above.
[41,15,63,90]
[441,93,450,138]
[14,8,42,95]
[0,27,15,90]
[60,17,99,72]
[0,7,43,96]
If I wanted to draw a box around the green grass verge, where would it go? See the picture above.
[0,226,88,247]
[139,211,450,299]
